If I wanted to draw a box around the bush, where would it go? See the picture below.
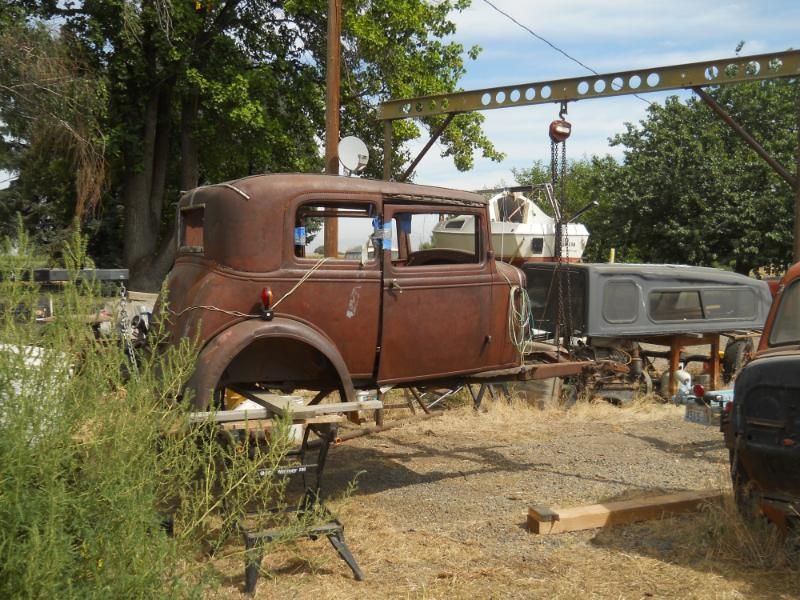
[0,227,301,597]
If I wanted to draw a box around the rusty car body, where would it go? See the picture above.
[723,261,800,525]
[158,174,584,409]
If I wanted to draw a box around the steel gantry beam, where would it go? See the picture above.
[378,50,800,121]
[379,49,800,259]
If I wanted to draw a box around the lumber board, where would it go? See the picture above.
[218,414,344,432]
[204,388,383,420]
[528,490,723,534]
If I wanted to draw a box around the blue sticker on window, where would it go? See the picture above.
[382,222,392,250]
[294,226,306,246]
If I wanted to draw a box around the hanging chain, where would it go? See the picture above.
[551,135,565,353]
[560,137,574,352]
[549,101,573,353]
[119,283,138,375]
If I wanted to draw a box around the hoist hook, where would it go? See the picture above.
[558,101,568,120]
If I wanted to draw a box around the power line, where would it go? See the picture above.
[479,0,651,105]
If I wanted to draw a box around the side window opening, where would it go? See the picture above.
[391,211,481,267]
[295,202,378,262]
[649,290,703,321]
[179,205,204,253]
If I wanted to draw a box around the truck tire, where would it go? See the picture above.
[722,339,754,384]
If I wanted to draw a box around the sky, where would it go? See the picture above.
[406,0,800,191]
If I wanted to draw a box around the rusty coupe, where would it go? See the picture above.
[158,174,581,409]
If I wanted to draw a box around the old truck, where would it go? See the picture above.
[158,174,584,409]
[722,261,800,526]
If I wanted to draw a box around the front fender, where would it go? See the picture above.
[184,317,355,408]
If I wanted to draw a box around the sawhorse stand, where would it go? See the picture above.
[237,422,364,594]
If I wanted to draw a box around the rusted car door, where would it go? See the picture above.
[377,203,496,384]
[284,195,383,383]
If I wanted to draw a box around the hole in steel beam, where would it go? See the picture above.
[481,92,492,106]
[611,77,624,91]
[768,58,784,72]
[704,66,719,81]
[577,81,589,95]
[646,72,660,87]
[401,103,411,114]
[746,60,761,75]
[540,85,551,99]
[593,79,606,93]
[628,75,641,89]
[510,89,520,102]
[525,87,536,100]
[724,63,739,77]
[496,91,506,103]
[415,102,423,112]
[441,98,449,110]
[429,100,437,110]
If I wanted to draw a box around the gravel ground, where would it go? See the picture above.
[216,398,798,600]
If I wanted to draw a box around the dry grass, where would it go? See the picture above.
[210,397,798,600]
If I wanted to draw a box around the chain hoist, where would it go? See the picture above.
[548,101,573,352]
[118,283,138,375]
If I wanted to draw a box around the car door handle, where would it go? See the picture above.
[388,279,403,294]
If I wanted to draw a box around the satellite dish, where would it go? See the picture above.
[338,136,369,175]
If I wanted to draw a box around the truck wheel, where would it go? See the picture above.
[722,339,754,384]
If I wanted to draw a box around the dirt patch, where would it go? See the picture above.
[217,398,797,599]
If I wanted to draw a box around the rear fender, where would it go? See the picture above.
[184,317,355,408]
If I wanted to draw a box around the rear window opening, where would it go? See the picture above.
[179,205,205,253]
[295,202,378,261]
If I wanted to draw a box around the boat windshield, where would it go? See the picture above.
[496,194,525,223]
[769,279,800,346]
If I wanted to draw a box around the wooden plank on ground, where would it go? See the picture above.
[528,490,723,534]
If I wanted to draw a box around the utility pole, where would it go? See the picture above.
[324,0,341,258]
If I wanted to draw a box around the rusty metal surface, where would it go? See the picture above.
[378,50,800,120]
[160,174,526,408]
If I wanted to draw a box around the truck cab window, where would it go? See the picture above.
[769,280,800,346]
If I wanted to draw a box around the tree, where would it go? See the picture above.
[1,0,501,289]
[599,81,797,273]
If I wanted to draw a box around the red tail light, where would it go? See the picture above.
[261,287,273,309]
[260,287,274,321]
[724,401,733,414]
[693,384,705,398]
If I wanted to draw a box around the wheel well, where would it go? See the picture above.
[218,337,342,390]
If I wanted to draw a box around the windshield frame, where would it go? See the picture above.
[768,279,800,347]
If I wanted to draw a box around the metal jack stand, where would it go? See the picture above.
[241,423,364,595]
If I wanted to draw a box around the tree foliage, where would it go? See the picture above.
[515,80,798,273]
[0,0,501,289]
